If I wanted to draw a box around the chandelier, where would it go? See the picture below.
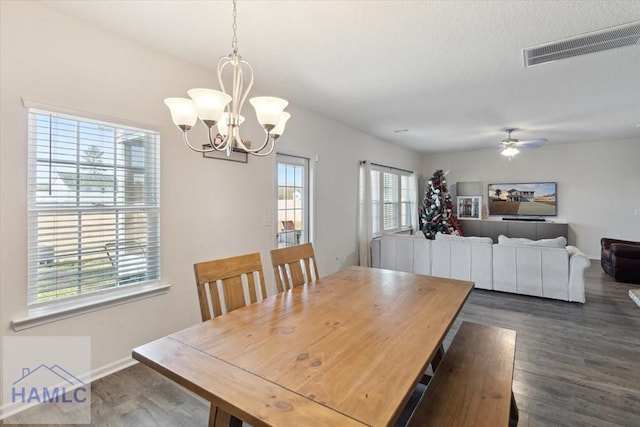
[164,0,290,157]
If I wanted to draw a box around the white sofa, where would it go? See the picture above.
[371,233,590,303]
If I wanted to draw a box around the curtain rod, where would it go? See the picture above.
[360,160,413,174]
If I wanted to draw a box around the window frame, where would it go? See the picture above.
[274,152,314,248]
[25,103,162,313]
[371,165,415,236]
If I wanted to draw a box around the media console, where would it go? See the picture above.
[458,219,569,243]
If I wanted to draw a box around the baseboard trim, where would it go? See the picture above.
[90,356,139,382]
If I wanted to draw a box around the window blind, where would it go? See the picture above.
[400,174,413,228]
[383,172,399,231]
[27,108,160,305]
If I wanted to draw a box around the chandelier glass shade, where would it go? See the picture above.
[164,0,290,157]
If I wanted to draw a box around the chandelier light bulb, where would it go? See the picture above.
[270,112,291,138]
[217,113,245,137]
[187,88,232,127]
[164,98,198,130]
[249,97,289,130]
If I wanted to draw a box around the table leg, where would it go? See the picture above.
[509,391,519,427]
[209,404,243,427]
[420,343,446,385]
[430,343,445,372]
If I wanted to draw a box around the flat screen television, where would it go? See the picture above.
[488,182,557,217]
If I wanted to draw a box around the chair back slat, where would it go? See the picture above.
[207,282,223,319]
[274,265,286,293]
[194,252,267,321]
[221,275,247,313]
[246,273,259,304]
[270,243,319,292]
[288,261,306,288]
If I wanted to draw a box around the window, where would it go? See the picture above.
[371,165,415,235]
[276,154,309,248]
[27,108,160,306]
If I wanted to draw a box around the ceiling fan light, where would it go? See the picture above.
[501,147,520,157]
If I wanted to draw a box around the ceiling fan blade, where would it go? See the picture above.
[515,138,548,146]
[520,143,543,149]
[496,130,548,155]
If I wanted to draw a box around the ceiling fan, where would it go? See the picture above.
[498,128,548,160]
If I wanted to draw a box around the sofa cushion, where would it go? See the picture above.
[493,244,569,299]
[497,235,567,248]
[432,234,493,290]
[435,232,493,245]
[374,235,432,275]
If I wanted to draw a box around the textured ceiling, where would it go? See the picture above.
[42,0,640,154]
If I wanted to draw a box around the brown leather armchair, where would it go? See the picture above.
[601,238,640,284]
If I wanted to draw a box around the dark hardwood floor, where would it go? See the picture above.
[4,263,639,426]
[451,263,640,427]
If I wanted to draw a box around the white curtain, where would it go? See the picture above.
[357,161,372,266]
[409,173,419,233]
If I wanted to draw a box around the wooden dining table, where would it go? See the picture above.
[132,266,473,427]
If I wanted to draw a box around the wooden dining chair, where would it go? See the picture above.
[193,252,267,322]
[194,252,267,426]
[270,242,319,292]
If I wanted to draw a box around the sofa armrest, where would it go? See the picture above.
[610,243,640,259]
[567,246,590,303]
[601,238,613,250]
[602,237,640,250]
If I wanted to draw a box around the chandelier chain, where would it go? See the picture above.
[232,0,238,53]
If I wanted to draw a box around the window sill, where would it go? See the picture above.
[11,282,171,331]
[378,229,414,236]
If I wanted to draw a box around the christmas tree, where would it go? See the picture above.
[420,169,456,239]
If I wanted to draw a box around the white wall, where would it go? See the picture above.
[0,0,421,383]
[420,138,640,259]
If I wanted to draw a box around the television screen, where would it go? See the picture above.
[488,182,557,217]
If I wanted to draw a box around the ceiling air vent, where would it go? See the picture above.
[524,21,640,67]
